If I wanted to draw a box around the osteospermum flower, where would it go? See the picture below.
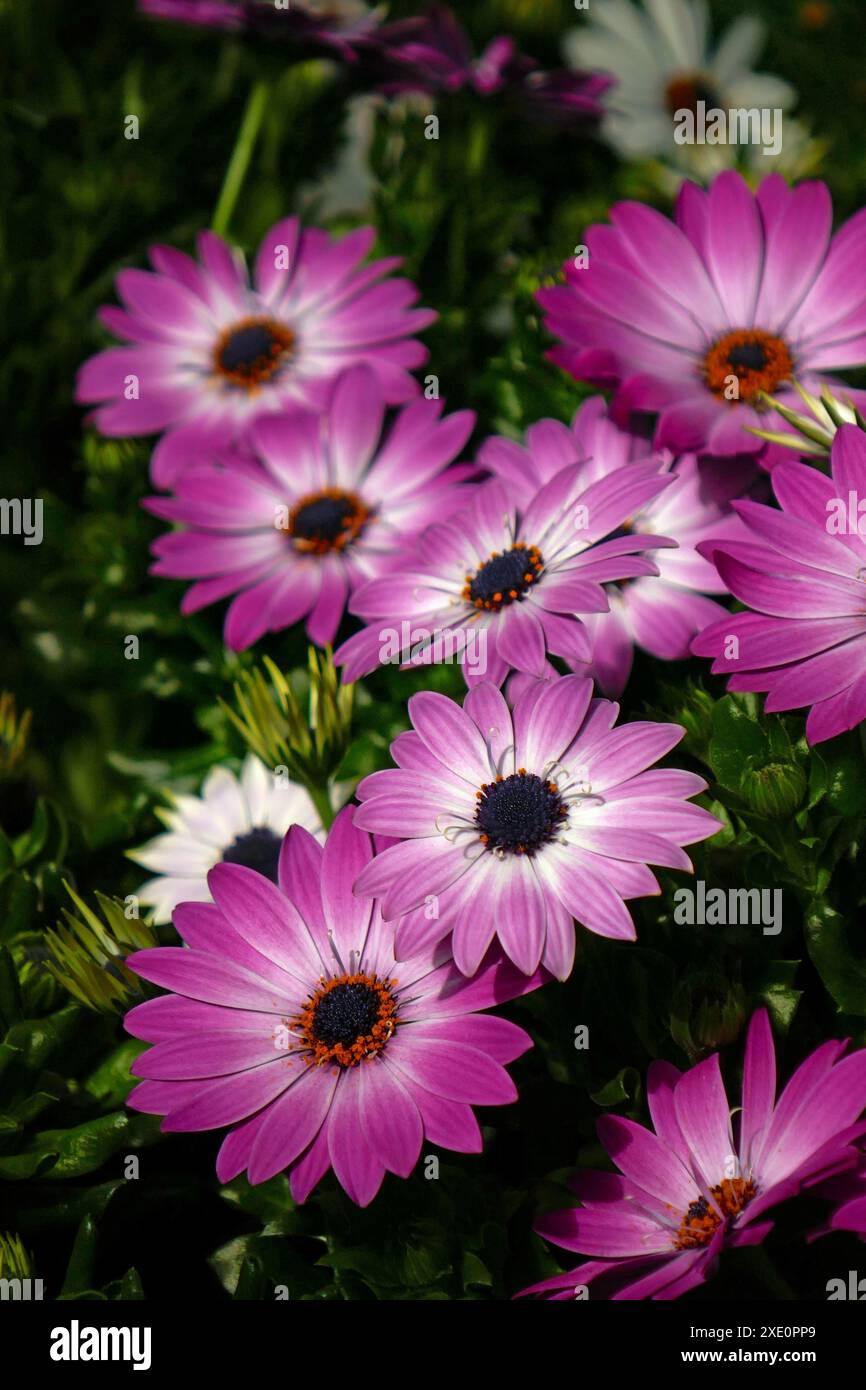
[139,0,243,30]
[564,0,794,168]
[537,171,866,463]
[124,809,539,1207]
[335,461,676,687]
[146,365,474,651]
[76,219,434,487]
[372,4,609,124]
[352,676,720,979]
[692,424,866,745]
[129,754,321,924]
[480,395,754,695]
[138,0,380,52]
[518,1009,866,1300]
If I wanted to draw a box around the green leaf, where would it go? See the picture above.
[0,945,24,1030]
[751,960,802,1036]
[462,1251,493,1289]
[821,736,866,817]
[0,1149,59,1179]
[708,696,768,790]
[805,901,866,1016]
[83,1039,142,1107]
[60,1215,99,1296]
[590,1066,640,1108]
[16,1111,158,1180]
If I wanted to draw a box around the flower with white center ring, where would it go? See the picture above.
[335,461,676,687]
[76,217,434,488]
[352,675,721,979]
[125,808,543,1207]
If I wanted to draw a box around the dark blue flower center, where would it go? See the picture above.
[215,317,294,388]
[464,543,543,612]
[287,488,370,555]
[296,972,398,1066]
[727,341,767,372]
[221,826,282,884]
[475,770,567,855]
[311,982,382,1049]
[665,75,718,115]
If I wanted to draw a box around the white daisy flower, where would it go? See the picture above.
[564,0,796,170]
[129,755,322,924]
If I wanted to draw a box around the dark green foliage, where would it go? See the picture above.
[2,0,866,1301]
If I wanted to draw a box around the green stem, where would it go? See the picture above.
[307,779,335,831]
[211,79,269,239]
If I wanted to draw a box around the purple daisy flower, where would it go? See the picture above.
[124,808,540,1208]
[480,395,755,696]
[518,1009,866,1300]
[370,4,609,124]
[692,423,866,745]
[373,5,517,96]
[138,0,380,53]
[335,460,677,687]
[76,219,434,488]
[352,675,720,979]
[145,365,475,651]
[537,171,866,463]
[138,0,244,30]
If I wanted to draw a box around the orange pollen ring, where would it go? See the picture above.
[282,487,371,556]
[702,329,793,403]
[674,1176,757,1250]
[462,542,544,612]
[213,316,295,392]
[293,972,399,1069]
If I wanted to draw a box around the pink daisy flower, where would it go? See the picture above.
[138,0,380,53]
[145,365,474,651]
[138,0,244,31]
[371,4,610,124]
[76,219,434,487]
[334,460,676,687]
[692,424,866,745]
[124,808,540,1208]
[537,172,866,463]
[352,675,720,979]
[518,1009,866,1300]
[480,395,755,696]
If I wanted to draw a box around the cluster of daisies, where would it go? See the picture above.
[72,0,866,1298]
[78,168,866,746]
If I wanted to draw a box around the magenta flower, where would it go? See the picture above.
[138,0,243,30]
[76,219,434,488]
[373,5,518,96]
[480,395,755,695]
[124,809,539,1208]
[537,172,866,462]
[692,424,866,745]
[335,461,676,687]
[145,365,474,651]
[518,1010,866,1300]
[352,676,720,979]
[371,3,609,124]
[138,0,380,52]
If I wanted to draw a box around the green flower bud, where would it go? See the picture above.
[671,970,746,1060]
[740,762,807,818]
[9,932,65,1016]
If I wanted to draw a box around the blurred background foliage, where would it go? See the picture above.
[2,0,866,1299]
